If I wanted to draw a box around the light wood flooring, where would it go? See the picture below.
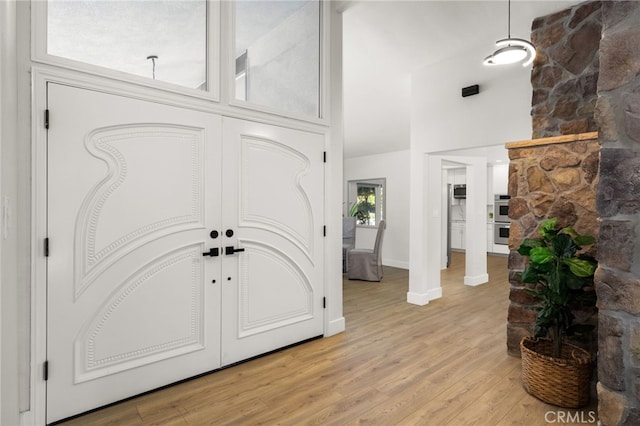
[58,252,597,425]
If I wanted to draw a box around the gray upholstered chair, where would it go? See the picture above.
[348,220,385,281]
[342,216,357,273]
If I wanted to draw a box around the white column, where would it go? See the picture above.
[325,2,345,336]
[408,153,443,305]
[463,158,488,286]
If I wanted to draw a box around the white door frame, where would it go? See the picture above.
[28,65,344,426]
[407,152,488,306]
[21,2,347,424]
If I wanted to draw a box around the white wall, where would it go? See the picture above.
[1,1,21,424]
[408,42,533,305]
[412,43,534,154]
[344,149,409,269]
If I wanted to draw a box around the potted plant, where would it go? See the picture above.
[348,200,373,225]
[517,217,597,408]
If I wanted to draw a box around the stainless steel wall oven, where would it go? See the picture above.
[494,194,510,245]
[494,194,510,223]
[494,222,510,245]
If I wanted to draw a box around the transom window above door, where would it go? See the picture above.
[36,0,323,120]
[234,0,321,119]
[43,0,209,92]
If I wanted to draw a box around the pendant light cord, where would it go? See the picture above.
[507,0,511,38]
[147,55,158,80]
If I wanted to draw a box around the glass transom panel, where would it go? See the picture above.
[234,0,320,118]
[47,0,208,90]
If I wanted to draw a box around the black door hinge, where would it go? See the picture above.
[323,225,326,237]
[43,361,49,381]
[323,297,326,309]
[323,151,327,163]
[44,109,50,129]
[44,238,50,257]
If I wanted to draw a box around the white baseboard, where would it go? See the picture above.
[325,316,345,336]
[464,273,489,286]
[406,287,442,306]
[382,258,409,269]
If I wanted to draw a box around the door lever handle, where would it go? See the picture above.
[225,246,245,255]
[202,248,220,257]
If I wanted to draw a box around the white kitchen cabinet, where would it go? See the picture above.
[451,222,465,250]
[492,243,510,255]
[447,169,455,184]
[447,168,465,185]
[454,167,466,185]
[447,167,466,185]
[487,224,493,252]
[492,164,508,195]
[487,166,494,204]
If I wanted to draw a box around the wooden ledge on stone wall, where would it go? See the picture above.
[505,132,598,149]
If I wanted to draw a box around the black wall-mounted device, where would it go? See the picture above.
[461,84,480,98]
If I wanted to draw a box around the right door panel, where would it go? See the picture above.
[220,118,325,365]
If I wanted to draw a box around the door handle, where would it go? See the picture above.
[225,246,245,255]
[202,248,220,257]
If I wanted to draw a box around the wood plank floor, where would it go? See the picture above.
[58,252,597,425]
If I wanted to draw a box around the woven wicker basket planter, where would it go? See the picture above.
[520,337,592,408]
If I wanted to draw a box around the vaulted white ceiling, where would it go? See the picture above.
[342,0,576,159]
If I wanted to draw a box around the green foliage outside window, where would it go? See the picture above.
[349,186,377,225]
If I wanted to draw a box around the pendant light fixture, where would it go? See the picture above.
[483,0,536,67]
[147,55,158,79]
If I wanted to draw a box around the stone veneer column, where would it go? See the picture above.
[515,2,602,359]
[505,133,600,357]
[593,1,640,424]
[530,1,601,138]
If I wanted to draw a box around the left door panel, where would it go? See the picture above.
[46,83,222,423]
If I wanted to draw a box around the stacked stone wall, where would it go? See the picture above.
[530,1,601,138]
[504,0,640,422]
[506,0,602,358]
[506,136,600,356]
[593,1,640,424]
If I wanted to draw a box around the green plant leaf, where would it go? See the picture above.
[564,258,597,277]
[521,267,541,284]
[545,265,564,296]
[523,217,598,353]
[529,247,555,264]
[563,226,595,247]
[575,235,595,246]
[564,273,587,290]
[539,218,558,239]
[517,238,544,256]
[562,226,578,238]
[553,233,577,258]
[348,202,359,217]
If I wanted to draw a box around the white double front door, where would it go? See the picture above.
[46,83,324,423]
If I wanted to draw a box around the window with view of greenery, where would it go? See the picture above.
[347,178,385,227]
